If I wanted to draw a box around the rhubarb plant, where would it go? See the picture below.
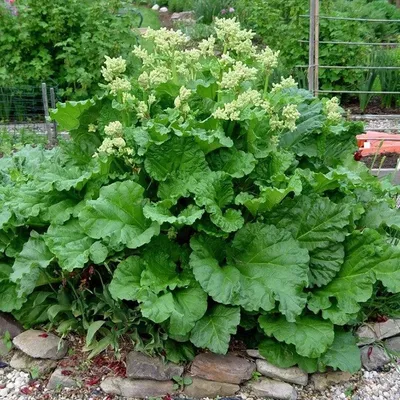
[1,19,400,372]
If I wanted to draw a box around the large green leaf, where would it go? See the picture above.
[144,136,209,181]
[191,223,310,321]
[192,171,244,232]
[190,304,240,354]
[267,195,351,250]
[320,331,361,373]
[50,99,96,131]
[207,148,256,178]
[79,181,160,249]
[308,229,400,324]
[259,315,335,358]
[308,244,344,287]
[10,233,54,297]
[44,219,94,271]
[109,256,144,301]
[0,263,24,312]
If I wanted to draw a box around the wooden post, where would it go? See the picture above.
[49,87,58,144]
[308,0,315,94]
[41,83,54,146]
[314,0,320,97]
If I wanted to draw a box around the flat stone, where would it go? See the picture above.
[13,330,67,360]
[246,349,265,360]
[247,378,297,400]
[310,371,353,391]
[151,4,160,11]
[356,320,400,345]
[256,359,308,386]
[361,345,390,371]
[171,11,194,20]
[0,312,23,338]
[184,377,239,398]
[159,6,168,12]
[190,353,255,384]
[10,351,57,376]
[126,351,183,381]
[384,336,400,354]
[47,368,80,390]
[100,377,174,398]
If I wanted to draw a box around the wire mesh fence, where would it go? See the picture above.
[0,83,58,145]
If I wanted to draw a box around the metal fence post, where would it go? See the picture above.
[308,0,315,94]
[41,83,54,146]
[49,87,58,144]
[314,0,320,97]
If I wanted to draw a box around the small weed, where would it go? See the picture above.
[172,375,192,390]
[30,366,40,380]
[2,331,12,351]
[251,371,262,381]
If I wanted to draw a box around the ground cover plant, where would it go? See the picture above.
[1,19,400,373]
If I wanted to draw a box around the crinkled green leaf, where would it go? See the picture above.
[79,181,160,249]
[192,171,243,232]
[191,223,310,321]
[144,136,209,181]
[50,99,96,131]
[320,331,361,373]
[309,244,344,287]
[0,229,15,253]
[268,195,351,250]
[259,315,335,358]
[89,241,109,264]
[143,201,204,226]
[190,304,240,354]
[236,173,302,216]
[44,219,94,271]
[309,229,400,324]
[208,148,256,178]
[191,127,234,153]
[109,256,144,301]
[0,263,24,312]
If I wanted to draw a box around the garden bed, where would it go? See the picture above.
[362,152,400,169]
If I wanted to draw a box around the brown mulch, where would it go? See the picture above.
[361,152,400,169]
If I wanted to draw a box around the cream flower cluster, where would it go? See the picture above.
[219,61,258,89]
[101,56,127,82]
[95,121,133,158]
[214,18,255,56]
[174,86,192,113]
[88,124,97,133]
[212,90,271,121]
[324,97,342,123]
[269,104,300,131]
[271,76,298,93]
[138,67,172,90]
[109,77,132,96]
[256,47,280,73]
[142,27,189,54]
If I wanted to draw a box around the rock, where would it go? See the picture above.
[100,377,174,398]
[184,377,239,398]
[190,353,255,384]
[159,6,168,12]
[246,349,265,360]
[361,345,390,371]
[356,320,400,345]
[310,371,353,391]
[151,4,160,11]
[0,312,23,338]
[126,351,183,381]
[13,330,68,360]
[247,378,297,400]
[384,336,400,354]
[256,359,308,386]
[10,351,57,376]
[171,11,194,21]
[47,368,80,390]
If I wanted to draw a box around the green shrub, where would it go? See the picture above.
[194,0,234,24]
[0,0,148,99]
[1,19,400,370]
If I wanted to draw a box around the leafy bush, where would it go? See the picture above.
[194,0,234,23]
[0,0,145,99]
[1,20,400,371]
[236,0,400,95]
